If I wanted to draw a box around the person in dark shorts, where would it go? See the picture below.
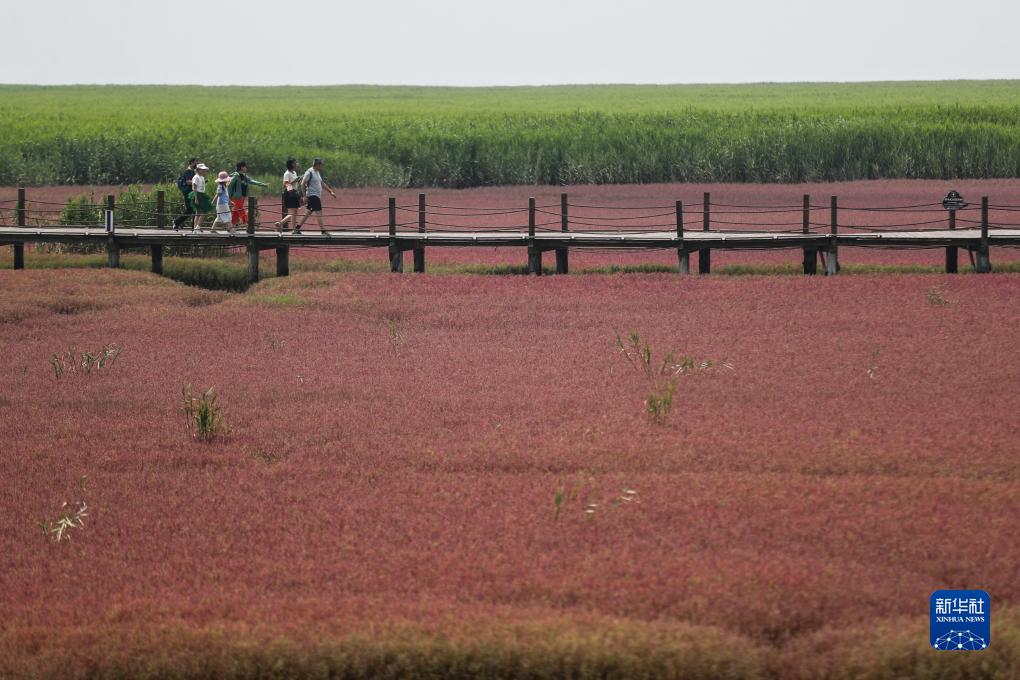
[172,158,198,229]
[295,158,336,233]
[273,158,302,232]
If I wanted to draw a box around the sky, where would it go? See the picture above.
[2,0,1018,86]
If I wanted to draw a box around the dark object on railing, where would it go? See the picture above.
[942,190,967,211]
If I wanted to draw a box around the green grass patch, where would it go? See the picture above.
[578,263,680,275]
[250,293,309,307]
[3,608,1019,679]
[5,251,1019,289]
[0,250,261,291]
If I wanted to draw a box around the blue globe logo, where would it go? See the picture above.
[933,630,987,650]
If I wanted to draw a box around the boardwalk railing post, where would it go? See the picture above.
[106,194,120,268]
[156,190,166,230]
[802,194,817,275]
[528,197,541,275]
[826,195,838,276]
[977,196,991,273]
[246,196,259,283]
[699,192,711,274]
[677,200,690,274]
[388,197,403,273]
[13,187,25,270]
[151,190,165,274]
[556,193,569,274]
[247,196,257,234]
[414,192,426,273]
[945,208,958,273]
[273,194,290,277]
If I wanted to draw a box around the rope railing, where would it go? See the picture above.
[5,190,1020,239]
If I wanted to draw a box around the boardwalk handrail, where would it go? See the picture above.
[3,188,1017,280]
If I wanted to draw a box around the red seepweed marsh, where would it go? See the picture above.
[1,268,1018,678]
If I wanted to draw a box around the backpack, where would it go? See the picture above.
[177,170,191,195]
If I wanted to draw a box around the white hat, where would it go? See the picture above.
[196,163,209,170]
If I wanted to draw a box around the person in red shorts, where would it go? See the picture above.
[227,161,268,229]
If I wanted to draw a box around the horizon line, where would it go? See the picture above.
[1,79,1018,88]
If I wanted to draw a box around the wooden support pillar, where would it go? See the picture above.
[413,192,426,273]
[556,193,569,274]
[976,196,991,273]
[247,241,259,284]
[246,197,259,283]
[150,245,163,274]
[247,195,257,232]
[945,209,958,273]
[802,194,817,275]
[13,187,25,269]
[276,247,289,277]
[156,190,167,229]
[388,197,403,273]
[677,200,690,274]
[699,191,711,274]
[527,197,541,275]
[151,189,165,274]
[106,194,120,268]
[826,195,838,276]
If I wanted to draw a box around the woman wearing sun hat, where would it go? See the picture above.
[190,163,213,230]
[211,171,233,231]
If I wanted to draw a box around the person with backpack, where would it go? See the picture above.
[227,161,268,229]
[190,163,213,230]
[172,158,198,229]
[295,158,336,233]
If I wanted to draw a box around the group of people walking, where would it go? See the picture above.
[172,158,336,233]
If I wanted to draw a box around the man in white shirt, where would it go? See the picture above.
[296,158,336,233]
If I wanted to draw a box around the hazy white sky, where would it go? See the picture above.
[2,0,1018,85]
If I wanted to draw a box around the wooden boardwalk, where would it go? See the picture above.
[2,191,1014,280]
[3,225,1013,279]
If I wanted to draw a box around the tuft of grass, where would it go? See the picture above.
[39,476,89,542]
[553,480,639,520]
[386,318,404,352]
[926,284,950,306]
[251,450,285,465]
[645,379,677,425]
[50,344,122,380]
[181,383,228,443]
[615,331,731,425]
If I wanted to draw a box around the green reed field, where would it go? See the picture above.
[1,81,1019,187]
